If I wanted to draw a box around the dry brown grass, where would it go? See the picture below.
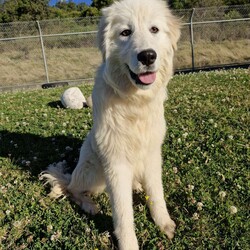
[0,40,249,86]
[0,47,102,86]
[174,39,250,68]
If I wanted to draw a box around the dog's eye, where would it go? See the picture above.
[150,26,159,34]
[120,29,132,37]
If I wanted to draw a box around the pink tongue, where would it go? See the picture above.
[138,72,156,84]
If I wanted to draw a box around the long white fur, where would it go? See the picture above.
[40,0,180,249]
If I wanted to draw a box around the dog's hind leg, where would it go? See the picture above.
[67,135,106,214]
[143,148,176,240]
[41,134,106,215]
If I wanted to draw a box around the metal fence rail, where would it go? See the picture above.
[0,5,249,89]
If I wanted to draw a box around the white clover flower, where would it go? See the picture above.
[173,167,178,174]
[229,206,238,214]
[177,138,182,144]
[85,227,91,234]
[138,204,144,212]
[217,172,225,182]
[47,225,53,232]
[62,122,67,127]
[182,132,188,138]
[65,146,73,151]
[13,221,22,228]
[50,230,61,241]
[192,212,199,220]
[228,135,234,140]
[208,119,214,124]
[190,198,197,204]
[0,186,7,193]
[6,183,12,188]
[25,161,31,167]
[187,184,194,192]
[100,231,110,244]
[175,177,181,185]
[219,191,226,199]
[5,210,11,215]
[197,202,204,211]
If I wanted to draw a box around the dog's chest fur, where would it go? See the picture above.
[92,84,166,175]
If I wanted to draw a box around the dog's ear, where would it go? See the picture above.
[97,7,112,61]
[167,12,181,51]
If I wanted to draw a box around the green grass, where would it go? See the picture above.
[0,69,249,249]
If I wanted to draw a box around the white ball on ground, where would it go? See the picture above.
[61,87,86,109]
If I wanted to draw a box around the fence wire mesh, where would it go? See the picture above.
[0,5,249,88]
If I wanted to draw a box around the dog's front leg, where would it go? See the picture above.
[105,161,139,250]
[143,148,176,240]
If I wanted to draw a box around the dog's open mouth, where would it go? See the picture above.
[128,66,156,86]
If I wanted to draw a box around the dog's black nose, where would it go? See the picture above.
[137,49,157,66]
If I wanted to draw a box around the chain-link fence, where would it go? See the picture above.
[0,5,249,89]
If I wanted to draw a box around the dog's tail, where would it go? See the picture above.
[39,160,71,199]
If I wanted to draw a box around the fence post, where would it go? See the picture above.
[190,8,195,71]
[36,20,49,83]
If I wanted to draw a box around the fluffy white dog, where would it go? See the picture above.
[41,0,180,249]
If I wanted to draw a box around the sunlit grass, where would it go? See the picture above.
[0,69,249,249]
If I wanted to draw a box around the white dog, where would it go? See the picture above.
[41,0,180,249]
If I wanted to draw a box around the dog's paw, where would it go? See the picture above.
[71,193,99,215]
[81,200,99,215]
[163,219,176,240]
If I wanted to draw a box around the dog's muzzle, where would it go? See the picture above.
[127,49,157,88]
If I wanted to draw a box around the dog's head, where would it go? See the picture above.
[97,0,180,93]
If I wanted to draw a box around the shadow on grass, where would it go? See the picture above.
[47,100,64,109]
[0,129,118,246]
[0,130,82,175]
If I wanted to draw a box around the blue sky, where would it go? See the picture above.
[49,0,92,6]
